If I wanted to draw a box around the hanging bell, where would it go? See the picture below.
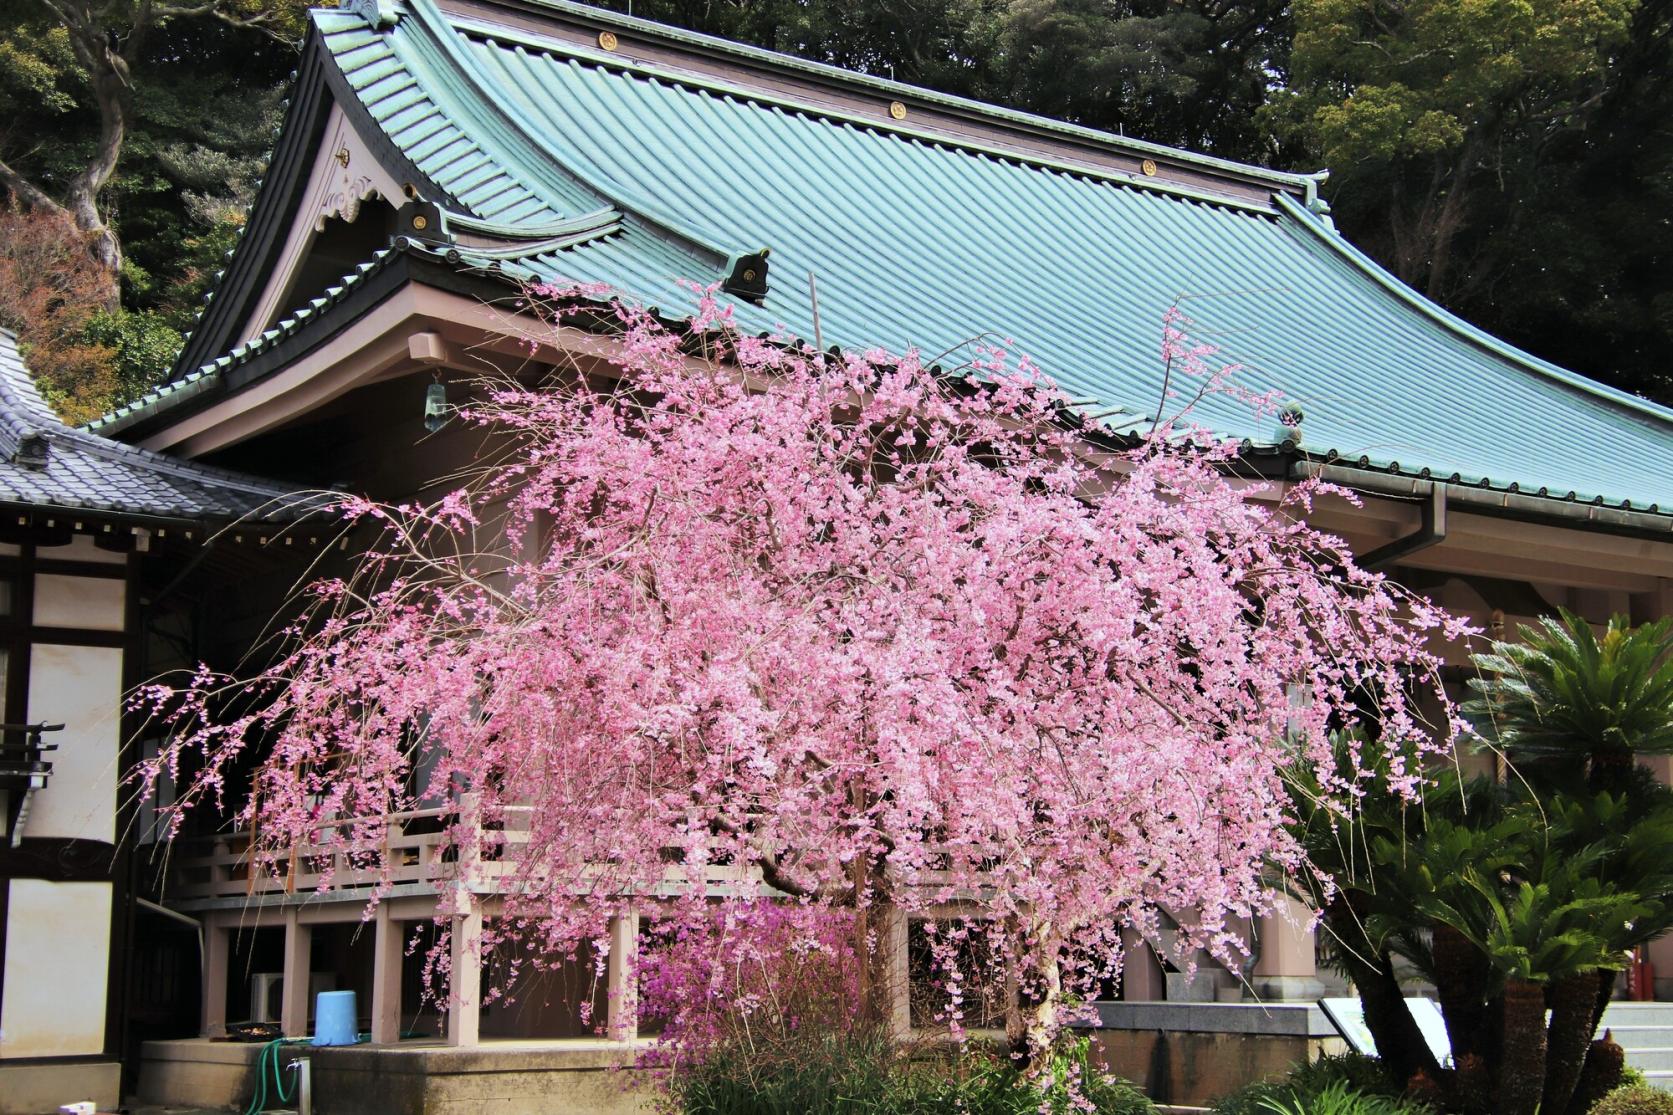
[424,380,449,433]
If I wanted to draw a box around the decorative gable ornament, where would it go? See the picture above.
[345,0,400,30]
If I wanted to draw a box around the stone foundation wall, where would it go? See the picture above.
[0,1061,121,1115]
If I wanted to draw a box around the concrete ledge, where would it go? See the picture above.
[137,1039,261,1110]
[308,1040,654,1115]
[141,1038,657,1115]
[1087,1029,1347,1106]
[0,1060,120,1115]
[1086,1001,1338,1038]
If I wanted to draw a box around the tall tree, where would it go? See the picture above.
[1266,0,1640,303]
[998,0,1295,161]
[0,0,304,297]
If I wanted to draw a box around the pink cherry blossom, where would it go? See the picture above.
[131,287,1466,1063]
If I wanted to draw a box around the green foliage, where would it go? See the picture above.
[676,1033,1155,1115]
[1258,1080,1428,1115]
[1286,1054,1402,1100]
[1282,614,1673,1115]
[1270,0,1673,402]
[1588,1085,1673,1115]
[82,309,184,400]
[1466,611,1673,768]
[1216,1081,1303,1115]
[1211,1055,1414,1115]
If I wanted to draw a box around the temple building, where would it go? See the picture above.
[5,0,1671,1111]
[0,328,295,1114]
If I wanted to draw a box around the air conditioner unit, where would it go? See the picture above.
[251,972,282,1023]
[250,972,338,1024]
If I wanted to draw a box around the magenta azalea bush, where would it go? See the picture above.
[132,286,1469,1063]
[636,901,859,1071]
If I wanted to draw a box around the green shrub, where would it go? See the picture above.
[676,1032,1155,1115]
[1211,1055,1418,1115]
[1212,1080,1298,1115]
[1257,1080,1423,1115]
[1590,1085,1673,1115]
[1288,1054,1402,1099]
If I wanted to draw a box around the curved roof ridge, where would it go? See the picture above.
[401,0,745,268]
[447,0,1322,197]
[1274,193,1673,432]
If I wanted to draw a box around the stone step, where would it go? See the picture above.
[1601,1025,1673,1051]
[1605,1004,1673,1029]
[1613,1047,1673,1072]
[1643,1071,1673,1092]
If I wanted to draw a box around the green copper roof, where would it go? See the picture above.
[103,0,1673,517]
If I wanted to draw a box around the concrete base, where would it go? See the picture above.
[1083,1001,1348,1107]
[309,1040,654,1115]
[1087,1029,1346,1106]
[0,1060,121,1115]
[136,1040,262,1111]
[1249,976,1328,1002]
[138,1038,655,1115]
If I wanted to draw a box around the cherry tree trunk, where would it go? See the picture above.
[1003,918,1063,1070]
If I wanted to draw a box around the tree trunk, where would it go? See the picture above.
[1500,979,1548,1115]
[1544,971,1605,1115]
[1568,1032,1626,1115]
[1001,916,1063,1071]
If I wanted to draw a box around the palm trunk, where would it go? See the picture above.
[1544,972,1604,1115]
[1433,924,1491,1062]
[1328,901,1439,1087]
[1500,979,1548,1115]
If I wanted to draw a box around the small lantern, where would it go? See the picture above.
[424,380,449,433]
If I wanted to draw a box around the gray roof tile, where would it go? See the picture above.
[0,329,298,521]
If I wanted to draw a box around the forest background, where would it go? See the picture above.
[0,0,1669,423]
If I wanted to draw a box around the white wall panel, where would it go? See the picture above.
[0,879,112,1058]
[32,574,125,632]
[25,645,123,843]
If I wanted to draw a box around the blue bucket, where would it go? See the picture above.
[312,989,358,1046]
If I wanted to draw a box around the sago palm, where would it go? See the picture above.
[1465,610,1673,790]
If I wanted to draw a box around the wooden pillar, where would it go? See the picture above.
[280,909,313,1038]
[880,906,911,1038]
[447,899,483,1047]
[1252,893,1324,1001]
[606,906,640,1041]
[1121,928,1165,1001]
[201,915,229,1038]
[371,904,403,1045]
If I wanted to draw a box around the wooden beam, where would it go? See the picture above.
[201,917,229,1038]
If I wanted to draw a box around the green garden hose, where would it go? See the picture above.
[244,1036,311,1115]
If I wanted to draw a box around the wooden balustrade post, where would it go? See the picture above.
[606,906,640,1041]
[201,914,229,1037]
[447,792,484,1047]
[447,898,483,1047]
[281,909,313,1037]
[371,903,404,1044]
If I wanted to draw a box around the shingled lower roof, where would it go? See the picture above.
[0,329,297,521]
[97,0,1673,518]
